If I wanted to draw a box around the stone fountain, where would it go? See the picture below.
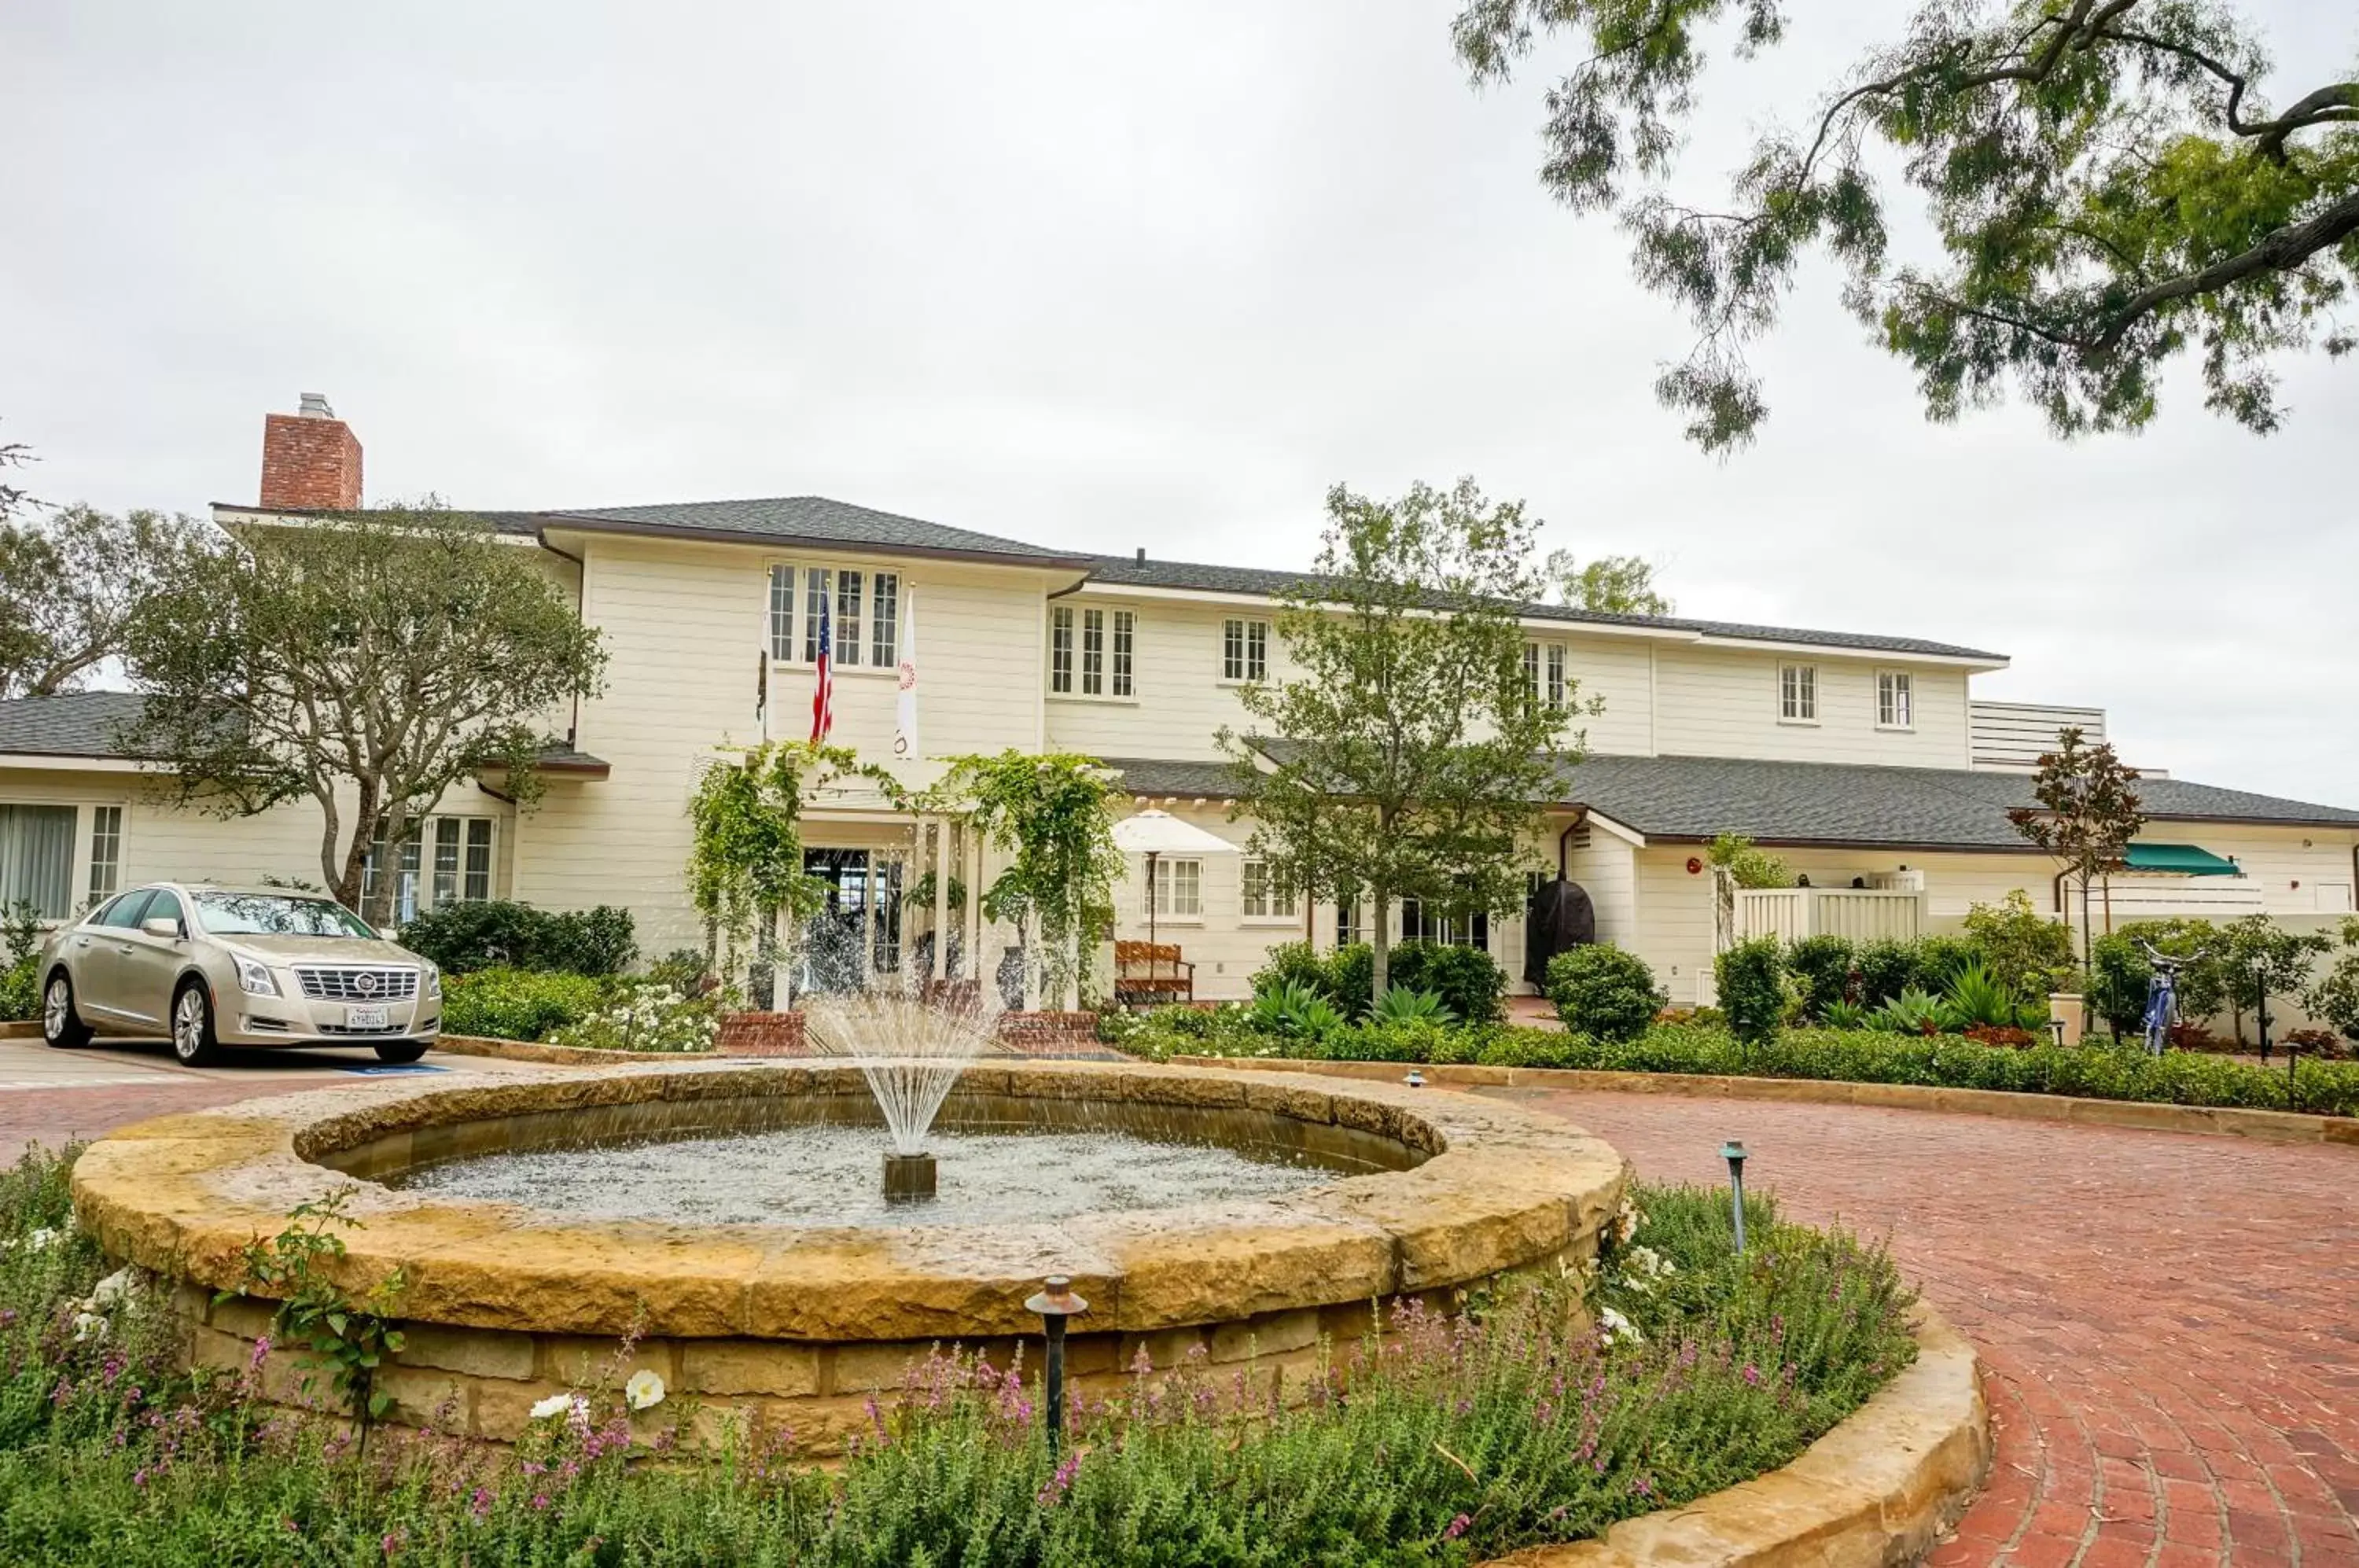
[801,991,995,1203]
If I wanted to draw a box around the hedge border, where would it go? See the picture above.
[1484,1305,1989,1568]
[1175,1056,2359,1147]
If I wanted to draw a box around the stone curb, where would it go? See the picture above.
[1481,1305,1989,1568]
[431,1033,679,1066]
[1172,1057,2359,1147]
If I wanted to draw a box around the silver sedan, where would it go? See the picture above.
[39,883,442,1066]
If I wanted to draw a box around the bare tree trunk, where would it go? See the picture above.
[1371,889,1392,1002]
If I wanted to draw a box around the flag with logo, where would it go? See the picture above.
[808,591,834,743]
[892,587,918,760]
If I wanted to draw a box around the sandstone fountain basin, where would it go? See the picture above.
[71,1058,1628,1453]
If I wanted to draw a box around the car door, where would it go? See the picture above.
[113,888,191,1030]
[70,889,153,1023]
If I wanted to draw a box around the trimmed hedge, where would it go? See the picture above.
[1114,1015,2359,1118]
[440,966,609,1041]
[1249,939,1505,1023]
[396,900,638,977]
[1544,945,1662,1043]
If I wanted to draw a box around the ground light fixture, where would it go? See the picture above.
[1025,1275,1090,1458]
[1721,1140,1749,1254]
[1404,1069,1426,1088]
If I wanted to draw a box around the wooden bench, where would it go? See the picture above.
[1114,940,1194,1007]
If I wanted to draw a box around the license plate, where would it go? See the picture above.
[345,1005,389,1031]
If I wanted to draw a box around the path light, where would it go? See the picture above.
[1404,1069,1426,1089]
[1025,1275,1090,1459]
[1721,1140,1749,1255]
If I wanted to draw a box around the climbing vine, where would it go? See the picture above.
[929,751,1121,1005]
[686,740,903,988]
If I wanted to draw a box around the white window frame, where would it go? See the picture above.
[1221,617,1268,683]
[768,559,903,672]
[1047,603,1136,701]
[0,802,82,921]
[1779,663,1819,724]
[1240,856,1299,924]
[1876,669,1914,731]
[1142,856,1202,920]
[86,804,125,906]
[1526,640,1569,710]
[364,814,499,923]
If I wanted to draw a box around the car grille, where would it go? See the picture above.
[316,1021,410,1036]
[294,966,420,1002]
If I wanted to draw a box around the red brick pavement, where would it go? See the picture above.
[0,1077,332,1151]
[1489,1087,2359,1568]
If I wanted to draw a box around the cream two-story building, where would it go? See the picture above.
[2,399,2353,1009]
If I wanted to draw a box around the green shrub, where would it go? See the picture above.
[1387,939,1506,1024]
[440,966,608,1040]
[397,900,639,977]
[1783,935,1854,1021]
[1908,934,1978,992]
[2308,948,2359,1041]
[2087,933,2151,1038]
[1961,891,2077,1000]
[1249,940,1375,1018]
[0,902,42,1021]
[1248,941,1329,1000]
[1941,963,2027,1030]
[1545,945,1662,1043]
[1853,939,1916,1007]
[1369,987,1456,1025]
[1715,937,1785,1047]
[1866,986,1942,1035]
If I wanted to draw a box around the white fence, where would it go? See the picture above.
[2070,874,2265,923]
[1734,887,1925,946]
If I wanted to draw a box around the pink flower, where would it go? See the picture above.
[1443,1514,1472,1541]
[1743,1363,1762,1386]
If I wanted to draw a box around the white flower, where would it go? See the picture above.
[528,1393,583,1421]
[14,1227,60,1253]
[1611,1198,1642,1247]
[624,1369,667,1412]
[1597,1305,1643,1346]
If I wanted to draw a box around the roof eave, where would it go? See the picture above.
[536,513,1099,572]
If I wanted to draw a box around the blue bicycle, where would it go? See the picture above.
[2136,940,2181,1056]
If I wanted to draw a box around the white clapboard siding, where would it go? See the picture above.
[1970,701,2105,771]
[2074,874,2265,922]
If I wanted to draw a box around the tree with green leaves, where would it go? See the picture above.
[123,503,607,923]
[1220,479,1580,1000]
[2219,912,2332,1052]
[930,752,1121,1009]
[0,506,218,699]
[1544,548,1672,616]
[0,422,30,522]
[2008,727,2145,966]
[1453,1,2358,451]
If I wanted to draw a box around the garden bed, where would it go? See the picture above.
[0,1143,1956,1566]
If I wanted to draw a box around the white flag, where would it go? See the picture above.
[892,587,919,761]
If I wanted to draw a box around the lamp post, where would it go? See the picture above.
[1721,1140,1748,1255]
[1025,1275,1089,1459]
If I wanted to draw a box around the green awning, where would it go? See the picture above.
[2122,843,2240,876]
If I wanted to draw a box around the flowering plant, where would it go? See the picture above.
[547,985,718,1054]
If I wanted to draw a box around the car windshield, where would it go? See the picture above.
[190,891,377,940]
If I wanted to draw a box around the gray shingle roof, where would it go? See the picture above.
[1083,554,2005,662]
[1099,756,1246,798]
[538,497,1091,565]
[0,692,149,756]
[1555,753,2359,848]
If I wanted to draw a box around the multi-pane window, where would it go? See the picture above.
[1877,671,1913,729]
[835,570,864,667]
[802,568,833,661]
[86,805,123,905]
[1048,605,1136,698]
[870,572,900,666]
[1779,664,1818,722]
[767,565,796,661]
[1525,642,1569,709]
[1143,857,1202,918]
[1241,858,1297,922]
[364,815,495,922]
[1222,618,1268,683]
[1400,899,1489,950]
[1336,900,1366,947]
[0,804,77,919]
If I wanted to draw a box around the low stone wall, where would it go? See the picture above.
[993,1010,1101,1051]
[1485,1305,1990,1568]
[74,1059,1628,1456]
[716,1010,811,1056]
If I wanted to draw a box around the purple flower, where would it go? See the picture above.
[1036,1449,1083,1507]
[1443,1514,1472,1541]
[1743,1363,1761,1386]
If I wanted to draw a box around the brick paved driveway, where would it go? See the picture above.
[1489,1087,2359,1568]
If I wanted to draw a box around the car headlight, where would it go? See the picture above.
[421,965,441,999]
[234,955,278,998]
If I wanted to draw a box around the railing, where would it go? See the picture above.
[1734,887,1923,946]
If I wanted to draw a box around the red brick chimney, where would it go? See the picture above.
[259,392,362,510]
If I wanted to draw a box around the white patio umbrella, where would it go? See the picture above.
[1111,809,1238,950]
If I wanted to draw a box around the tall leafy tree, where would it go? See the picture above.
[1544,548,1673,616]
[1221,479,1581,999]
[122,504,607,922]
[1453,1,2359,451]
[2008,727,2146,966]
[0,506,218,699]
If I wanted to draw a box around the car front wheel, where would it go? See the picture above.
[171,981,222,1066]
[42,972,91,1049]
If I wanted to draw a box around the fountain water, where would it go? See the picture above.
[802,989,998,1200]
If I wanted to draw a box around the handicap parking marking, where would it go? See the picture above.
[339,1063,454,1077]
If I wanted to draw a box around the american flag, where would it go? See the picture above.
[808,591,834,742]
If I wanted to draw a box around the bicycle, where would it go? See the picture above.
[2135,940,2182,1056]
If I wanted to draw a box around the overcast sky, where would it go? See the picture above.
[5,2,2353,803]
